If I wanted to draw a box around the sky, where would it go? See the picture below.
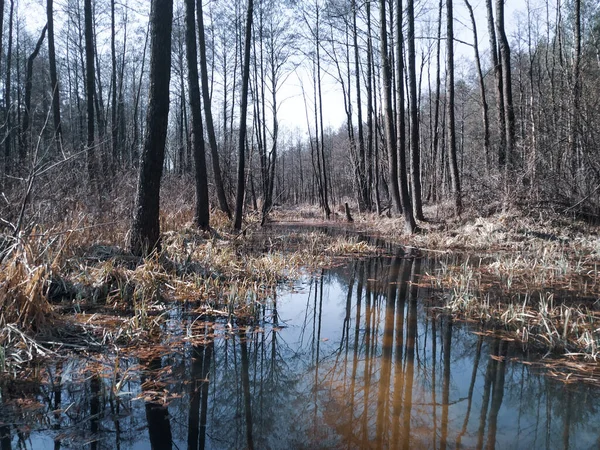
[276,0,528,133]
[17,0,528,134]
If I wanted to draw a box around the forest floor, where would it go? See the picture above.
[1,197,599,383]
[0,202,380,378]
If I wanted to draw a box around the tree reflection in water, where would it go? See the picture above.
[141,357,173,450]
[3,251,600,449]
[187,325,213,450]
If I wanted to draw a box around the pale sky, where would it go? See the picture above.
[17,0,528,134]
[276,0,528,132]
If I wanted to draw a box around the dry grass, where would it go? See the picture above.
[3,193,597,374]
[0,236,55,332]
[0,193,381,375]
[275,203,600,361]
[429,259,600,358]
[411,208,600,360]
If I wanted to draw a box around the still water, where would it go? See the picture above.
[1,251,600,449]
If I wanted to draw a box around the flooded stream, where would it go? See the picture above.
[1,251,600,449]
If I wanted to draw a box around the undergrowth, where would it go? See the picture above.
[0,185,378,374]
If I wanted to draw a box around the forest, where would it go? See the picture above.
[0,0,600,447]
[0,0,598,238]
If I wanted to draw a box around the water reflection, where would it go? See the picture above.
[141,357,173,449]
[2,252,600,449]
[188,334,212,450]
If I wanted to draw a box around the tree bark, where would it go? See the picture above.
[316,4,331,220]
[394,0,416,232]
[47,0,63,151]
[0,1,4,89]
[185,0,210,230]
[110,0,118,171]
[380,0,401,214]
[430,0,443,203]
[464,0,490,173]
[197,0,231,218]
[20,25,47,160]
[570,0,581,176]
[407,0,424,220]
[84,0,97,190]
[3,0,14,176]
[365,0,376,214]
[233,0,254,230]
[129,0,173,255]
[446,0,462,214]
[352,0,368,212]
[496,0,515,168]
[486,0,506,168]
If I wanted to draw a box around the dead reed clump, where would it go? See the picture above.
[361,205,600,356]
[0,236,54,332]
[427,257,600,359]
[324,235,378,255]
[0,234,60,373]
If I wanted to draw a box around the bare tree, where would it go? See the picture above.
[185,0,210,230]
[381,0,401,214]
[495,0,515,167]
[447,0,461,214]
[84,0,97,189]
[407,0,424,220]
[486,0,506,168]
[383,0,415,232]
[3,0,14,176]
[233,0,254,230]
[47,0,63,150]
[129,0,173,255]
[20,25,47,160]
[110,0,118,171]
[351,0,369,211]
[197,0,231,218]
[570,0,581,175]
[464,0,490,173]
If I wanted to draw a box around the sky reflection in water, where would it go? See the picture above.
[2,253,600,449]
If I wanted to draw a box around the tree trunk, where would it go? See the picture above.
[446,0,462,214]
[366,0,376,214]
[110,0,118,172]
[4,0,14,176]
[261,22,280,226]
[430,0,443,203]
[84,0,97,191]
[486,0,506,168]
[197,0,231,218]
[92,13,108,178]
[185,0,210,230]
[393,0,416,232]
[464,0,490,174]
[570,0,581,176]
[233,0,254,230]
[0,0,4,93]
[20,25,47,161]
[130,22,149,167]
[352,0,368,211]
[407,0,424,220]
[316,4,331,220]
[129,0,173,255]
[47,0,63,151]
[495,0,515,168]
[380,0,401,214]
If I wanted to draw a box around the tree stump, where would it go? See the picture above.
[344,203,354,222]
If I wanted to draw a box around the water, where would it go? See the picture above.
[1,252,600,449]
